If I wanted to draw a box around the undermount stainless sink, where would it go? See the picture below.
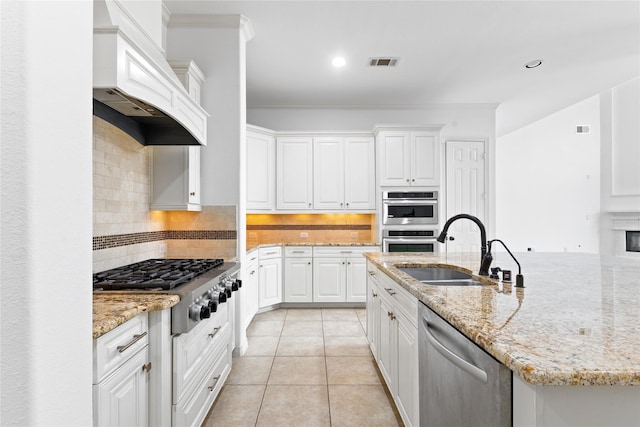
[398,267,484,286]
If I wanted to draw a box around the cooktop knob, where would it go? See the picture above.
[200,305,211,319]
[207,299,218,313]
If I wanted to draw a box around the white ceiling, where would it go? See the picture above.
[164,1,640,136]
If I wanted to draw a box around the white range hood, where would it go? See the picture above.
[93,0,208,146]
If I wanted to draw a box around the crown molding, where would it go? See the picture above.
[169,14,254,41]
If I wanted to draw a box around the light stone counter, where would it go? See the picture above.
[365,251,640,386]
[247,242,380,251]
[93,293,179,339]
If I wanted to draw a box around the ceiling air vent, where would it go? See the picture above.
[369,57,399,67]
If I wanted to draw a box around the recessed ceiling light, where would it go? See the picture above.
[524,59,543,69]
[332,57,346,68]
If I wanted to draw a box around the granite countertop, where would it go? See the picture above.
[93,293,180,339]
[248,242,380,251]
[365,251,640,386]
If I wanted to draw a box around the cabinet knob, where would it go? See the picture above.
[308,203,312,207]
[308,262,311,265]
[411,179,415,182]
[406,179,410,182]
[142,362,152,373]
[346,203,349,207]
[190,192,196,196]
[372,292,378,298]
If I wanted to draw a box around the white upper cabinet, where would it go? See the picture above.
[313,137,344,210]
[314,135,375,211]
[344,136,376,210]
[151,145,201,211]
[277,136,314,210]
[150,61,205,211]
[247,126,276,211]
[377,127,441,187]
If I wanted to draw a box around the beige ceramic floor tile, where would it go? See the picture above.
[355,308,367,322]
[328,384,401,427]
[324,336,372,357]
[202,384,265,427]
[276,336,325,356]
[246,320,284,336]
[323,320,366,337]
[257,385,330,427]
[226,357,273,385]
[281,320,324,337]
[326,356,381,385]
[285,308,323,321]
[244,335,280,356]
[268,356,327,385]
[254,308,287,321]
[322,308,359,321]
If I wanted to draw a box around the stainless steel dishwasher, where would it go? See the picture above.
[419,302,512,426]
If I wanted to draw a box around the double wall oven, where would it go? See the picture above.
[381,191,439,253]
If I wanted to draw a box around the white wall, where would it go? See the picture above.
[0,1,93,425]
[248,106,496,138]
[495,96,601,253]
[599,77,640,257]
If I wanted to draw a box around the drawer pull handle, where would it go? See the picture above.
[208,375,222,391]
[142,362,152,373]
[250,270,255,275]
[368,270,376,276]
[117,332,147,353]
[291,250,305,254]
[372,292,378,298]
[340,250,353,254]
[208,327,221,338]
[264,251,278,255]
[384,288,396,296]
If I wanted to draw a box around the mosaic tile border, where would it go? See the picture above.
[247,224,371,231]
[93,230,237,251]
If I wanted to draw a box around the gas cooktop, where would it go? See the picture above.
[93,258,224,291]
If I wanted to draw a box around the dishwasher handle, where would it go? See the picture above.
[422,317,488,383]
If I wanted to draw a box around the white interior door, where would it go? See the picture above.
[444,141,487,254]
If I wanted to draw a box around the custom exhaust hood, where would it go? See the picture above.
[93,0,208,146]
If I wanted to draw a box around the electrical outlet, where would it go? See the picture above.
[351,232,359,238]
[300,232,309,238]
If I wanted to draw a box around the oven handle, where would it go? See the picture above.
[383,199,438,205]
[383,238,437,245]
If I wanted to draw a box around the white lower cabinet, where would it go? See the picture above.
[284,246,313,302]
[93,314,150,427]
[313,246,378,303]
[259,246,283,308]
[366,261,419,427]
[172,301,232,427]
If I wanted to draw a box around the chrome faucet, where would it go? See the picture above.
[437,214,490,276]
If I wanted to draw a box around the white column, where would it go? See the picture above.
[0,1,93,426]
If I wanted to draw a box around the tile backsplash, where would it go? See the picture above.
[246,213,376,249]
[93,117,237,272]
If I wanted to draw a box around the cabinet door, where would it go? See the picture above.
[366,273,381,358]
[344,136,375,210]
[396,312,419,427]
[377,297,395,389]
[188,146,201,205]
[411,131,439,186]
[313,137,344,210]
[378,132,410,186]
[94,347,149,427]
[151,146,201,211]
[247,130,276,210]
[259,258,282,308]
[345,256,367,302]
[242,256,260,330]
[313,257,346,302]
[284,257,313,302]
[277,136,313,210]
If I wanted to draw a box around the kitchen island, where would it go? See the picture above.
[365,251,640,426]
